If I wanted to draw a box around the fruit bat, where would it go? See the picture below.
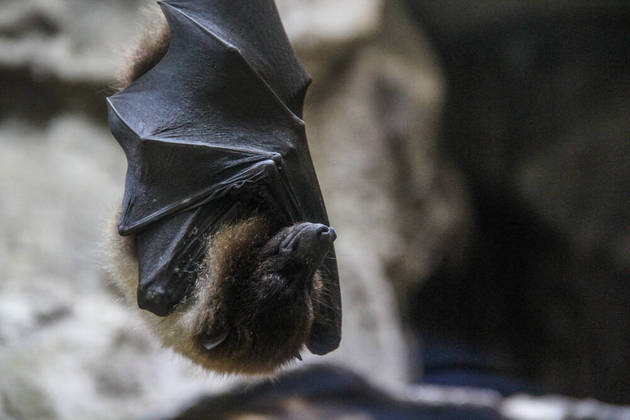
[106,0,341,373]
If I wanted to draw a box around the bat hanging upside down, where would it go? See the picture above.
[106,0,341,374]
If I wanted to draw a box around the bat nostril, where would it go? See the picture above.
[317,225,336,242]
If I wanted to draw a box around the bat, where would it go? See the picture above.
[106,0,341,373]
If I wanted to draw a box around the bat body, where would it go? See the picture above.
[106,0,341,373]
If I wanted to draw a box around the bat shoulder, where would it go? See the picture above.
[114,13,171,92]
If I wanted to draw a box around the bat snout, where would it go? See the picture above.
[280,223,336,263]
[317,225,337,242]
[301,223,337,247]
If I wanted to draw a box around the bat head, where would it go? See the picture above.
[106,211,337,374]
[198,218,336,372]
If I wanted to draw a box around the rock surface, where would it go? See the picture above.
[0,116,236,420]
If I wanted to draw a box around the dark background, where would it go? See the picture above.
[408,0,630,403]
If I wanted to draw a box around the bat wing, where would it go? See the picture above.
[107,0,340,354]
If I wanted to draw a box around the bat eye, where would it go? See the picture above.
[200,329,228,350]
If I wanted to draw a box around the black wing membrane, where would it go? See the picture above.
[107,0,340,354]
[164,0,311,116]
[108,0,305,233]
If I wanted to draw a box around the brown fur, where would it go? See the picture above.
[113,12,171,92]
[198,217,314,373]
[106,210,321,374]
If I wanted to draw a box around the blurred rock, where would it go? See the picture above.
[277,0,382,81]
[0,0,145,83]
[0,117,237,420]
[302,1,470,383]
[160,365,630,420]
[167,365,504,420]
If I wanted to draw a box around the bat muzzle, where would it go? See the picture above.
[279,223,336,276]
